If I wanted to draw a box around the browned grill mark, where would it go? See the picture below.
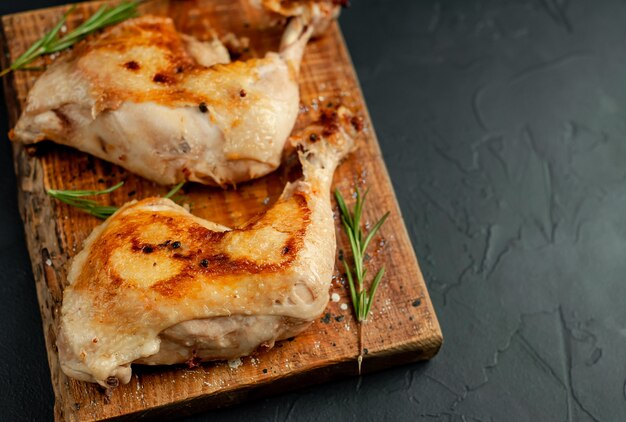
[123,60,140,71]
[153,73,173,84]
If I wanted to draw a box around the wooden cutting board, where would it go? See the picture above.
[0,1,442,420]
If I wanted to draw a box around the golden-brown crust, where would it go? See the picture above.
[73,193,311,305]
[69,16,275,113]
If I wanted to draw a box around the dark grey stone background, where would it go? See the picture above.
[1,1,624,420]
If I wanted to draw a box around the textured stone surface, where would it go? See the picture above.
[1,0,625,420]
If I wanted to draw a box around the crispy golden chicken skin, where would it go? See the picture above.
[57,107,362,387]
[11,11,332,186]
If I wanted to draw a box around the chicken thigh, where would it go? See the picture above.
[11,7,336,186]
[57,106,362,387]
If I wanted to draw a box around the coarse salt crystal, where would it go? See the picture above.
[331,293,340,302]
[228,358,243,370]
[340,303,348,311]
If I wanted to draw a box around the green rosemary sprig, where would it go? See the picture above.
[335,187,389,373]
[47,181,186,220]
[47,181,124,219]
[163,181,185,199]
[335,187,389,322]
[0,1,139,77]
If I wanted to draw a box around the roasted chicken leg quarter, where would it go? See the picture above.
[57,107,362,387]
[11,3,339,186]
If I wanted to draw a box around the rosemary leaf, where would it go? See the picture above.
[335,189,351,229]
[342,259,358,316]
[365,266,385,317]
[362,211,390,255]
[164,181,185,199]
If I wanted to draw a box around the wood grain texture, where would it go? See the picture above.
[0,1,442,420]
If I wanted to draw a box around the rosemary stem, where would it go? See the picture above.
[357,321,363,375]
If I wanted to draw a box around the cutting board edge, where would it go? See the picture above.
[0,19,69,417]
[52,327,443,421]
[78,345,439,421]
[334,25,443,343]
